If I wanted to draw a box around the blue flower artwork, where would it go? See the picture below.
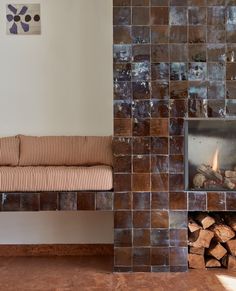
[6,4,41,35]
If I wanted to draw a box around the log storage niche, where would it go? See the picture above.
[188,212,236,270]
[185,120,236,191]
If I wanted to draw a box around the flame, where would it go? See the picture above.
[212,148,219,172]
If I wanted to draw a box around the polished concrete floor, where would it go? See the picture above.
[0,256,235,291]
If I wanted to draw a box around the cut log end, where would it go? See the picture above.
[188,254,205,269]
[205,258,221,268]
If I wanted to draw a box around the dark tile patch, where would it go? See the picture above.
[151,211,169,228]
[170,229,188,247]
[113,137,132,155]
[151,100,169,118]
[188,99,207,118]
[152,173,169,191]
[132,7,150,25]
[151,7,169,25]
[170,136,184,155]
[170,81,188,99]
[133,45,150,62]
[188,192,207,211]
[169,192,187,210]
[226,192,236,210]
[226,99,236,116]
[151,192,169,210]
[132,174,151,191]
[59,192,77,211]
[113,7,131,25]
[40,192,58,211]
[114,192,132,210]
[226,81,236,99]
[169,211,188,229]
[96,192,113,211]
[133,81,150,99]
[133,137,151,154]
[113,45,132,63]
[151,137,169,155]
[114,173,131,192]
[151,229,169,247]
[133,248,151,266]
[114,155,132,173]
[133,229,150,246]
[114,229,132,247]
[113,26,132,44]
[151,247,170,266]
[132,26,150,44]
[151,155,169,173]
[20,193,40,211]
[114,81,132,101]
[133,155,150,173]
[133,192,150,209]
[207,100,226,117]
[170,247,188,266]
[1,193,20,211]
[114,247,132,266]
[170,44,188,62]
[151,26,169,44]
[151,81,169,100]
[114,100,131,118]
[114,211,132,228]
[207,192,226,211]
[133,211,151,228]
[189,81,208,100]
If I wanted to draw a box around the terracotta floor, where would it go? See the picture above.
[0,256,235,291]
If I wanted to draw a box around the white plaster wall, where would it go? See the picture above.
[0,0,113,244]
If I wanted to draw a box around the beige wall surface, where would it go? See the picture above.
[0,0,113,243]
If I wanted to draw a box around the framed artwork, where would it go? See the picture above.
[6,4,41,35]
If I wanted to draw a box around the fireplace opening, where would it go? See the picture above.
[188,212,236,270]
[185,119,236,191]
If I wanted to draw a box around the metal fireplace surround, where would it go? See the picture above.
[113,0,236,272]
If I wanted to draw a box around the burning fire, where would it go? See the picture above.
[212,148,219,172]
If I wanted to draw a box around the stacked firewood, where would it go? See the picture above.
[188,213,236,269]
[193,164,236,190]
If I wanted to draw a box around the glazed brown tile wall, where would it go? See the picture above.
[0,192,114,212]
[113,0,236,272]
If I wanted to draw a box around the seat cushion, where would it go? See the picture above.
[0,136,19,166]
[0,166,113,191]
[19,135,113,167]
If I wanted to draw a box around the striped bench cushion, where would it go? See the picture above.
[0,166,113,192]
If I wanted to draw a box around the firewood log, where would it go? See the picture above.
[224,178,235,190]
[191,229,214,248]
[205,258,221,268]
[189,247,205,256]
[225,171,236,178]
[225,239,236,256]
[188,229,200,245]
[228,255,236,270]
[226,177,236,184]
[225,215,236,232]
[222,255,236,270]
[188,218,202,233]
[197,164,223,182]
[188,254,205,269]
[196,213,215,229]
[207,242,227,260]
[210,224,235,243]
[221,255,228,268]
[193,174,206,188]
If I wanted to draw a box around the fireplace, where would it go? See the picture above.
[185,119,236,191]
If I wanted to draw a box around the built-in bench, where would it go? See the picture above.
[0,135,113,212]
